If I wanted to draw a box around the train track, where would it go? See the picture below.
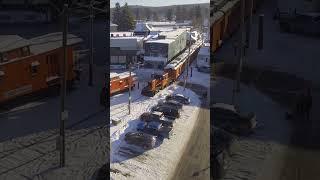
[0,109,106,176]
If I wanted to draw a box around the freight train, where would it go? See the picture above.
[110,72,137,96]
[141,40,202,97]
[211,0,263,52]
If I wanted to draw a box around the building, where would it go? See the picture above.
[196,43,210,68]
[0,32,83,104]
[143,29,187,69]
[110,32,144,69]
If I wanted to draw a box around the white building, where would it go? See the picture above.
[196,43,210,68]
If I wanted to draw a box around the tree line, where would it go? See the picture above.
[112,2,209,31]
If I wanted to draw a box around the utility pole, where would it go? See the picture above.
[184,40,191,91]
[236,0,246,92]
[246,0,253,49]
[128,62,132,114]
[59,3,68,168]
[88,1,94,86]
[258,14,264,50]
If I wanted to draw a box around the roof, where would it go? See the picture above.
[110,32,134,37]
[29,32,83,54]
[158,29,187,39]
[110,23,118,27]
[145,39,175,44]
[110,72,137,79]
[0,35,30,53]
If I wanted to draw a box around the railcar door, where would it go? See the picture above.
[46,53,60,86]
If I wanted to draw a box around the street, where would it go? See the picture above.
[213,0,320,179]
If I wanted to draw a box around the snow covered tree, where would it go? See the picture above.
[166,8,173,21]
[118,3,135,31]
[112,2,121,26]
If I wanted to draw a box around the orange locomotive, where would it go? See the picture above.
[110,72,137,96]
[0,33,82,104]
[141,40,202,97]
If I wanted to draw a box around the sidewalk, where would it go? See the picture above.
[213,77,292,180]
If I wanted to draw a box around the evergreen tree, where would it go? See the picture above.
[118,3,135,31]
[166,8,173,21]
[112,2,121,26]
[181,6,187,21]
[145,8,152,20]
[175,6,182,22]
[153,11,159,21]
[135,8,140,20]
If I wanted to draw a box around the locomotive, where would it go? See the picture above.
[141,40,202,97]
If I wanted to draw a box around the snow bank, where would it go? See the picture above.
[110,84,201,179]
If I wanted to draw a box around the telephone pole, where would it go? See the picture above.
[236,0,246,92]
[59,3,68,168]
[88,1,94,86]
[128,62,132,114]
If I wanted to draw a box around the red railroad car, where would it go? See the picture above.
[110,72,136,96]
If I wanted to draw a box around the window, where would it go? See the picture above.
[21,46,29,56]
[31,61,40,76]
[111,34,114,37]
[2,53,8,62]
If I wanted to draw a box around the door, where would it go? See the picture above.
[46,53,60,86]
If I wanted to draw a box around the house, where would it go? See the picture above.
[110,32,144,69]
[0,32,83,104]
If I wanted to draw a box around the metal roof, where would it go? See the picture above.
[29,32,83,54]
[0,35,30,53]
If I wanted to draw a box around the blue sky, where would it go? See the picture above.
[110,0,209,8]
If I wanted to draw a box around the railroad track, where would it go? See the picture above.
[0,109,106,176]
[0,125,107,177]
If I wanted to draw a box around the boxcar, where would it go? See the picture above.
[110,72,136,96]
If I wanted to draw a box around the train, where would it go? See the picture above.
[141,40,202,97]
[110,72,137,96]
[211,0,263,53]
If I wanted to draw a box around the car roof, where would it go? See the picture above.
[152,111,163,116]
[212,103,236,112]
[147,121,162,128]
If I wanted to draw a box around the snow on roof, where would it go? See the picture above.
[0,35,30,53]
[134,22,153,32]
[110,72,137,79]
[144,56,167,62]
[110,32,134,37]
[158,28,186,39]
[145,39,175,44]
[110,23,118,27]
[29,32,83,54]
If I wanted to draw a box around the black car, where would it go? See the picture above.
[158,99,183,110]
[140,112,175,126]
[137,121,173,139]
[212,103,257,136]
[124,132,157,150]
[166,94,190,105]
[151,105,180,119]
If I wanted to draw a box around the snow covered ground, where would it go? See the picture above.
[110,83,201,180]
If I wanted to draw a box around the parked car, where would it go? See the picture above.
[158,99,183,110]
[124,132,157,150]
[138,121,173,139]
[151,105,180,119]
[212,103,257,135]
[165,94,190,105]
[140,112,175,126]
